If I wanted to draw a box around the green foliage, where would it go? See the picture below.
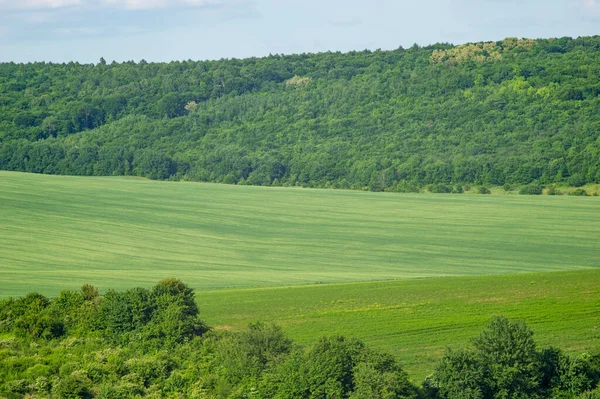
[568,174,586,187]
[428,349,488,399]
[0,282,599,399]
[350,352,417,399]
[213,322,292,382]
[98,279,208,346]
[52,370,94,399]
[427,184,452,194]
[472,316,541,397]
[275,335,418,399]
[546,185,558,195]
[579,387,600,399]
[475,186,491,194]
[519,184,543,195]
[452,184,464,194]
[430,317,600,399]
[0,283,421,399]
[0,279,206,352]
[570,188,589,196]
[2,36,600,189]
[10,292,66,340]
[544,351,600,396]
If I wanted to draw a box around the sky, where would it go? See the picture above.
[0,0,599,63]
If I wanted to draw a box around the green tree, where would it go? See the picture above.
[473,316,542,398]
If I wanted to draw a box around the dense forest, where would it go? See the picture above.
[1,36,600,191]
[0,280,598,398]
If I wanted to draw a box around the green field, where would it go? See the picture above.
[1,171,599,379]
[197,269,600,380]
[1,171,599,298]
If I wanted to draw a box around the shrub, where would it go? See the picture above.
[568,174,586,187]
[81,285,99,302]
[579,388,600,398]
[519,184,543,195]
[433,316,542,398]
[475,186,491,194]
[393,181,420,193]
[570,189,589,196]
[452,185,464,194]
[428,184,452,193]
[6,379,30,395]
[51,370,93,399]
[430,348,487,399]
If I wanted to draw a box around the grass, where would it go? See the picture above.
[1,171,599,298]
[1,172,599,380]
[196,269,600,380]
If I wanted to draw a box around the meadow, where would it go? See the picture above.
[1,171,599,380]
[1,171,599,298]
[197,269,600,380]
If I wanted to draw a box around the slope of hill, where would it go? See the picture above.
[1,36,600,190]
[1,172,599,298]
[197,269,600,379]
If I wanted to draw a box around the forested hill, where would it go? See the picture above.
[1,36,600,191]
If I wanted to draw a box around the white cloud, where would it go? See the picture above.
[0,0,222,10]
[571,0,600,16]
[102,0,221,10]
[0,0,80,9]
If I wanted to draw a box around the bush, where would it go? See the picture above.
[6,379,30,395]
[475,186,491,194]
[568,174,586,187]
[570,189,589,196]
[432,316,541,398]
[579,388,600,398]
[519,184,543,195]
[427,184,452,193]
[52,370,93,399]
[429,348,487,399]
[393,181,421,193]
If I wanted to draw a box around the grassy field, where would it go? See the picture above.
[197,269,600,380]
[1,171,599,298]
[1,172,599,380]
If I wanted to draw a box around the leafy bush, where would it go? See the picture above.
[51,370,94,399]
[427,184,452,193]
[579,387,600,398]
[430,317,600,399]
[568,174,586,187]
[570,189,589,196]
[519,184,543,195]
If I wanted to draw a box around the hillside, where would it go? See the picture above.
[2,277,598,398]
[198,269,600,379]
[1,172,599,298]
[1,36,600,190]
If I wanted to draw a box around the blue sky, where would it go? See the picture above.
[1,0,599,63]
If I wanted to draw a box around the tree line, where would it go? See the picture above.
[1,36,600,191]
[0,280,598,398]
